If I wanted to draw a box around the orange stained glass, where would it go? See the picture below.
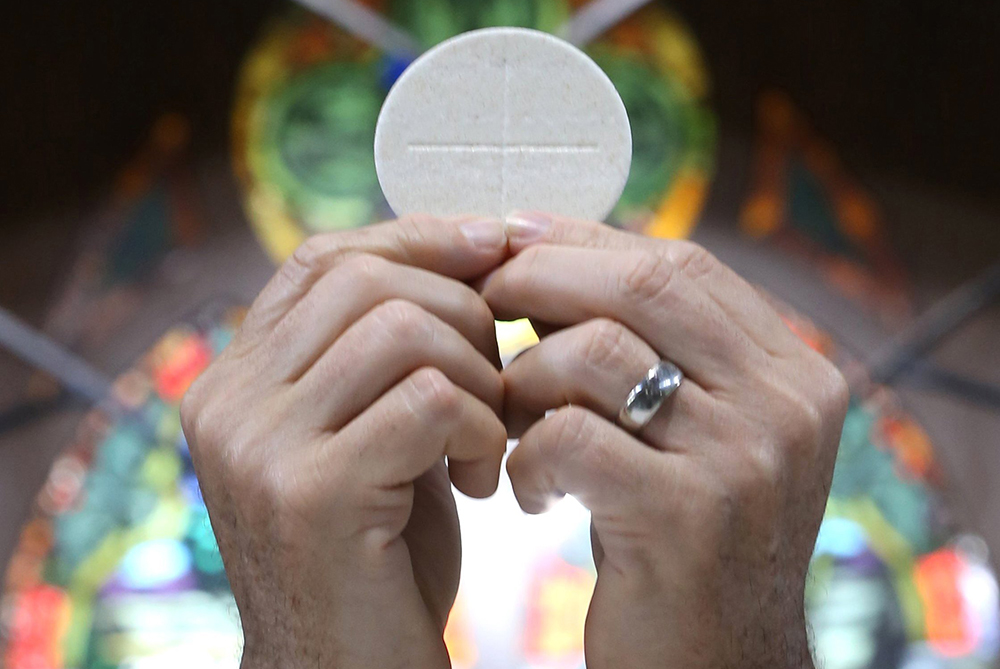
[879,416,936,481]
[914,549,976,657]
[4,584,70,669]
[151,332,213,403]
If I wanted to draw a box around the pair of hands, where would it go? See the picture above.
[180,213,848,669]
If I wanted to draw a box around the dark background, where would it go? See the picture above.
[2,0,998,225]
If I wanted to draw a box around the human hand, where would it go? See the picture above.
[180,216,509,668]
[482,212,849,669]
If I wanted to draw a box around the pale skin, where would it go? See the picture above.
[180,212,848,669]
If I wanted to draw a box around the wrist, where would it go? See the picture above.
[772,623,815,669]
[239,631,453,669]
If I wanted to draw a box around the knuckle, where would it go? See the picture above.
[670,242,721,282]
[393,215,432,249]
[280,234,334,287]
[372,299,431,340]
[254,461,289,506]
[180,385,225,458]
[819,362,851,423]
[290,235,328,270]
[740,446,783,492]
[784,391,826,455]
[336,253,388,290]
[546,406,596,461]
[799,359,850,460]
[407,367,461,421]
[618,252,677,306]
[179,377,206,441]
[579,318,631,371]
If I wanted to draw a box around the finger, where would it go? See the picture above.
[502,318,713,450]
[482,245,764,389]
[507,405,677,518]
[266,254,500,381]
[506,210,649,255]
[243,215,507,337]
[327,367,507,498]
[292,300,504,429]
[505,211,802,357]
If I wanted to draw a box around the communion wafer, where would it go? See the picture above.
[375,27,632,221]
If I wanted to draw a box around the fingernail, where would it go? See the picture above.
[460,218,506,249]
[505,211,552,246]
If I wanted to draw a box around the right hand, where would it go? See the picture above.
[180,216,510,668]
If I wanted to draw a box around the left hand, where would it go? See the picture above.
[181,216,509,668]
[481,212,849,669]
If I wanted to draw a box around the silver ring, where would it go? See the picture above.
[618,360,684,432]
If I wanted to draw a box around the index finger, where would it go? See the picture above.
[243,215,508,336]
[481,244,761,388]
[504,212,802,358]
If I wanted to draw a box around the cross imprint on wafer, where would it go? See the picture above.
[407,60,600,213]
[407,144,599,153]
